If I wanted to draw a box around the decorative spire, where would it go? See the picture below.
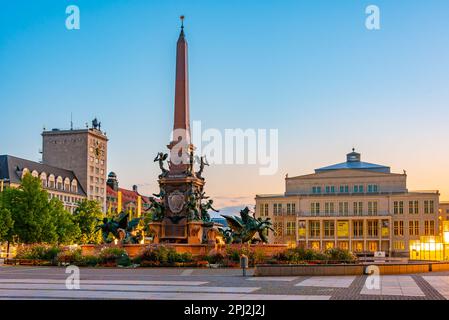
[168,16,192,173]
[179,15,185,38]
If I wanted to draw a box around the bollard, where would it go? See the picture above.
[240,254,248,277]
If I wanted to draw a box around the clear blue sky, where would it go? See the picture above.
[1,0,449,208]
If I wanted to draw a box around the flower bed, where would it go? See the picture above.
[7,244,357,268]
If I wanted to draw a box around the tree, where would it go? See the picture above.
[73,199,103,244]
[49,198,80,244]
[2,174,57,243]
[0,207,13,243]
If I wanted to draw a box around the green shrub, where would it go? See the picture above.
[137,246,193,265]
[15,244,61,261]
[56,248,83,264]
[205,252,225,264]
[98,247,129,266]
[324,248,356,263]
[82,255,99,267]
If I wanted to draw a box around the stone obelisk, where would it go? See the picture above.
[156,17,207,244]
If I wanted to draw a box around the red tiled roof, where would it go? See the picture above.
[106,185,150,204]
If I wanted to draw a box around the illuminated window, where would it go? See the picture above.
[424,220,435,236]
[286,221,296,236]
[368,220,378,237]
[353,220,363,237]
[309,221,320,237]
[393,241,405,250]
[324,220,334,237]
[273,222,283,237]
[409,220,419,236]
[393,221,404,236]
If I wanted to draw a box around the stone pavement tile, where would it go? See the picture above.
[360,276,425,297]
[0,283,260,293]
[296,276,356,288]
[422,276,449,299]
[0,279,207,286]
[0,289,331,300]
[247,277,298,282]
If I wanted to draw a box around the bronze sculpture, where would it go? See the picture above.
[154,152,169,178]
[96,212,143,244]
[219,207,273,244]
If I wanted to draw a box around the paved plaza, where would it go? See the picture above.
[1,265,449,300]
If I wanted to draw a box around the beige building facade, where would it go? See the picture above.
[0,155,87,213]
[42,120,108,210]
[256,150,441,257]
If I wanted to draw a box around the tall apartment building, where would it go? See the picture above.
[42,119,108,210]
[255,150,440,257]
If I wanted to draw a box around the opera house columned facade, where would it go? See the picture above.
[255,150,441,257]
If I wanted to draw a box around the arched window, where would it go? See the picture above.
[56,176,63,190]
[71,180,78,193]
[48,175,55,188]
[21,168,30,179]
[64,178,70,191]
[31,170,39,178]
[40,172,47,187]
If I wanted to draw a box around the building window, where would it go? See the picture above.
[393,221,404,236]
[353,220,363,237]
[424,200,435,214]
[324,202,335,215]
[368,184,378,193]
[367,220,378,237]
[309,221,320,237]
[324,220,334,237]
[312,186,322,194]
[273,222,283,237]
[409,220,419,236]
[409,201,419,214]
[394,201,404,214]
[286,222,296,236]
[339,185,349,193]
[338,202,349,216]
[353,202,363,215]
[424,220,435,236]
[353,185,364,193]
[273,203,283,216]
[325,186,335,194]
[368,201,378,215]
[285,203,296,215]
[264,204,268,216]
[393,241,405,250]
[311,202,320,215]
